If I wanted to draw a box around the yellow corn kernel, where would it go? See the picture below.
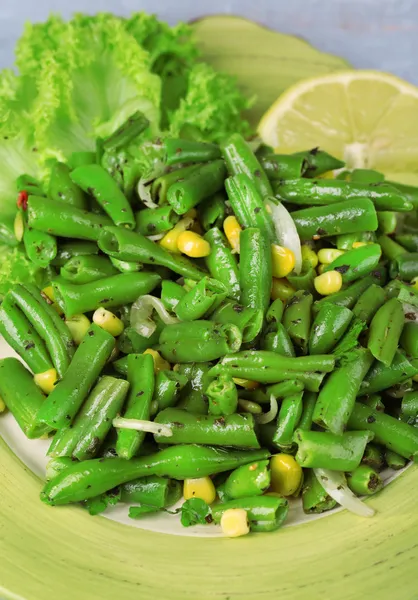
[317,263,327,275]
[177,231,211,258]
[270,454,303,497]
[159,217,193,253]
[93,308,124,337]
[0,396,6,413]
[41,286,63,315]
[271,244,295,278]
[317,248,344,264]
[317,170,335,179]
[232,377,260,390]
[271,278,295,302]
[314,270,343,296]
[301,245,318,268]
[34,368,58,395]
[14,211,24,242]
[223,215,242,253]
[183,476,216,504]
[143,348,170,373]
[39,432,51,440]
[65,314,91,345]
[220,508,250,538]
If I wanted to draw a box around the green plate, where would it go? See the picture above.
[0,15,417,600]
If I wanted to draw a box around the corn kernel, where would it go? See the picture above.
[220,508,250,538]
[177,231,211,258]
[34,368,58,395]
[143,348,170,373]
[317,248,345,264]
[317,170,335,179]
[317,263,327,275]
[270,454,303,497]
[93,308,124,337]
[0,396,6,413]
[301,245,318,268]
[159,217,194,253]
[14,211,24,242]
[183,476,216,504]
[41,286,63,315]
[65,314,91,345]
[314,270,343,295]
[223,216,242,253]
[271,244,295,278]
[232,377,260,390]
[271,278,295,302]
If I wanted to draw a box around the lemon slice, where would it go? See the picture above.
[258,70,418,185]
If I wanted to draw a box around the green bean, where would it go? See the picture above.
[166,160,226,215]
[16,173,44,196]
[314,273,384,312]
[266,298,284,324]
[199,193,226,231]
[368,298,405,366]
[287,261,316,293]
[121,476,182,508]
[387,181,418,209]
[223,460,270,499]
[27,195,113,241]
[102,111,149,152]
[36,324,115,429]
[260,153,306,180]
[292,198,378,241]
[174,277,227,321]
[8,285,72,377]
[70,164,135,228]
[135,206,180,236]
[395,234,418,252]
[377,211,397,235]
[302,469,337,514]
[273,179,412,211]
[204,227,240,301]
[154,408,260,448]
[282,290,313,353]
[210,300,263,344]
[160,280,187,312]
[298,391,317,432]
[360,394,385,412]
[309,304,353,355]
[221,133,273,198]
[324,243,382,283]
[150,164,202,204]
[332,318,367,356]
[397,281,418,308]
[378,234,407,261]
[313,348,374,435]
[0,358,50,438]
[385,450,407,470]
[118,324,161,356]
[212,495,288,532]
[53,272,160,317]
[390,252,418,281]
[350,169,385,184]
[348,402,418,459]
[23,227,57,268]
[0,296,53,374]
[176,362,213,414]
[68,151,96,169]
[352,284,386,324]
[261,322,295,357]
[116,354,155,460]
[362,443,385,472]
[52,241,99,267]
[336,231,376,250]
[272,392,303,450]
[153,370,188,412]
[98,226,206,281]
[60,255,118,284]
[206,373,238,416]
[225,174,275,241]
[358,351,418,396]
[239,227,272,316]
[346,465,383,495]
[268,380,305,399]
[401,390,418,420]
[48,162,87,209]
[164,138,221,166]
[238,399,263,414]
[294,428,373,471]
[294,148,345,178]
[48,376,129,459]
[41,445,271,505]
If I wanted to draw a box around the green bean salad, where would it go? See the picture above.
[1,114,418,538]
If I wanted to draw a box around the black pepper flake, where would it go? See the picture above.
[254,207,261,214]
[147,223,157,233]
[254,169,261,178]
[136,391,144,397]
[88,330,95,337]
[233,304,244,313]
[214,417,226,427]
[335,265,350,275]
[309,147,319,156]
[87,187,95,195]
[24,342,35,350]
[316,227,327,236]
[367,415,376,424]
[172,421,185,428]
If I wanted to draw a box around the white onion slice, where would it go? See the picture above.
[402,302,418,321]
[137,160,165,209]
[131,295,179,338]
[313,468,375,518]
[266,197,302,274]
[147,233,165,242]
[255,395,278,425]
[113,417,172,437]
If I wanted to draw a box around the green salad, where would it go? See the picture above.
[0,12,418,539]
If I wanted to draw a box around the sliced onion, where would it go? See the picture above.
[402,302,418,321]
[131,295,179,338]
[137,161,165,209]
[313,468,375,518]
[255,395,278,425]
[266,197,302,274]
[113,417,172,437]
[147,233,165,242]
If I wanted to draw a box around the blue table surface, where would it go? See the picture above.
[0,0,416,83]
